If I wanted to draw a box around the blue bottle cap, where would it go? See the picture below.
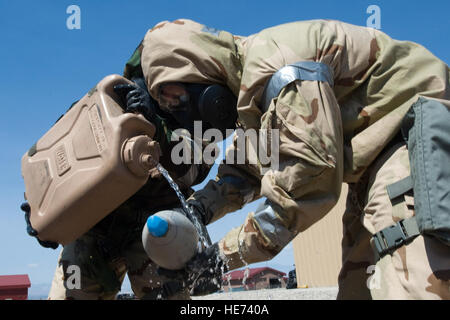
[146,215,169,237]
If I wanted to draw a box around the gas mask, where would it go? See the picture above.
[158,83,238,139]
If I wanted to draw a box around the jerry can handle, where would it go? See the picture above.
[20,202,59,249]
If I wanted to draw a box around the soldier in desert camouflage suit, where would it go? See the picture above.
[139,19,450,299]
[47,50,213,300]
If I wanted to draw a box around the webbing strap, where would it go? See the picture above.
[260,61,334,113]
[371,217,420,260]
[386,176,413,201]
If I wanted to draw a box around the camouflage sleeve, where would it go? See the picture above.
[261,78,344,228]
[220,80,344,269]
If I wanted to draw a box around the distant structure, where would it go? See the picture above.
[222,267,287,292]
[0,274,31,300]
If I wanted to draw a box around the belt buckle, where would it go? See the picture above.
[370,222,407,260]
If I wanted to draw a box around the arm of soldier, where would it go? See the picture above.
[187,138,263,226]
[219,79,344,270]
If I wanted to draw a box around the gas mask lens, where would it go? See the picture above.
[158,83,190,112]
[157,82,238,137]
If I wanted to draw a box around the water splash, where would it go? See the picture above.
[225,273,232,292]
[156,163,212,248]
[220,241,250,289]
[242,265,250,287]
[238,240,250,287]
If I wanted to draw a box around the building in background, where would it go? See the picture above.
[0,274,31,300]
[222,267,287,292]
[292,184,348,288]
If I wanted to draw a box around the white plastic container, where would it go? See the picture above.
[142,210,199,270]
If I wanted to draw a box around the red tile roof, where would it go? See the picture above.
[223,267,286,281]
[0,275,31,289]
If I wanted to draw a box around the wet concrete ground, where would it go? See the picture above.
[192,287,338,300]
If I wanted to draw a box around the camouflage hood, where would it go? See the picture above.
[141,19,244,100]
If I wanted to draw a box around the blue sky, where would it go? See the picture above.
[1,0,449,297]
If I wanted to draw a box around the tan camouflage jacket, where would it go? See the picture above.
[140,19,450,270]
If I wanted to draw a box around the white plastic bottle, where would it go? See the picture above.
[142,210,199,270]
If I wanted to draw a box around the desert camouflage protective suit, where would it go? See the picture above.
[47,54,213,299]
[140,19,450,299]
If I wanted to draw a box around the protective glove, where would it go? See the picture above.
[173,203,206,226]
[158,242,227,296]
[113,82,155,118]
[20,202,59,249]
[174,202,212,246]
[184,199,212,226]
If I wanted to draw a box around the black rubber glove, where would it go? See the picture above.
[113,82,155,118]
[158,242,227,296]
[173,202,208,226]
[185,199,212,226]
[174,203,212,246]
[20,202,59,249]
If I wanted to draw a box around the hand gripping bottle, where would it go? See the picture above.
[142,210,199,270]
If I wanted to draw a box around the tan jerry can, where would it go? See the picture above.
[21,74,158,245]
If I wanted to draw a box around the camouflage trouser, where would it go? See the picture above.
[338,142,450,299]
[47,231,190,300]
